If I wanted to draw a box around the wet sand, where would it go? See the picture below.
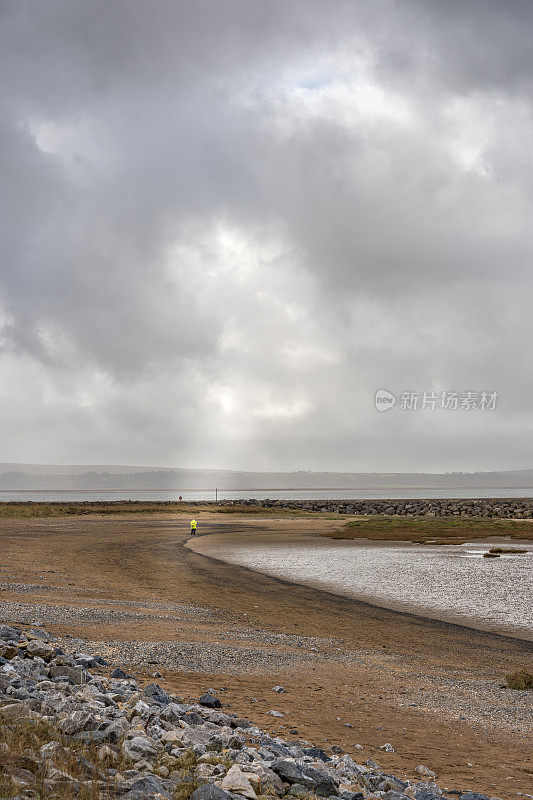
[0,511,532,797]
[187,531,533,640]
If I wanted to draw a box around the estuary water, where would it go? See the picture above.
[190,535,533,640]
[1,488,533,502]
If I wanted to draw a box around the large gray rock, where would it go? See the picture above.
[48,664,85,684]
[381,792,411,800]
[378,777,408,792]
[302,747,330,762]
[143,683,170,705]
[102,717,130,743]
[459,795,490,800]
[334,755,365,780]
[206,733,225,752]
[26,639,54,661]
[199,693,221,709]
[110,667,127,679]
[289,784,310,798]
[160,702,185,724]
[0,625,20,641]
[228,733,244,750]
[259,741,291,759]
[415,766,437,779]
[208,711,233,727]
[191,785,237,800]
[245,763,285,796]
[75,654,99,669]
[53,654,76,667]
[361,772,383,792]
[196,764,219,780]
[414,792,443,800]
[0,702,31,721]
[182,711,204,726]
[58,709,96,735]
[27,628,51,641]
[221,765,257,799]
[122,735,159,761]
[271,760,338,797]
[127,774,172,799]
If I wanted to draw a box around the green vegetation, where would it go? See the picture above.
[0,501,310,519]
[505,670,533,690]
[324,515,533,544]
[1,502,532,547]
[483,546,529,558]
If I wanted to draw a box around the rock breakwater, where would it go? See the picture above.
[208,498,533,518]
[0,622,515,799]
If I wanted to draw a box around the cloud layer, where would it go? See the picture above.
[1,0,532,471]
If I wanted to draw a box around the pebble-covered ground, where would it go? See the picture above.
[2,621,527,800]
[0,594,531,738]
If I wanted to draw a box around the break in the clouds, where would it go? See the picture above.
[0,0,532,472]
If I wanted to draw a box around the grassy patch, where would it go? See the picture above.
[323,516,533,544]
[488,546,527,554]
[173,777,203,800]
[505,670,533,690]
[0,714,131,799]
[0,501,314,519]
[172,749,199,774]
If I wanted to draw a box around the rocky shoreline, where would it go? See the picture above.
[0,622,519,800]
[206,499,533,518]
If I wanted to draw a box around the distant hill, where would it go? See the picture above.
[0,464,532,491]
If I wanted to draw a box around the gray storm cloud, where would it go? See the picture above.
[0,0,532,471]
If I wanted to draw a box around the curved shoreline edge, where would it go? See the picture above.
[185,532,533,646]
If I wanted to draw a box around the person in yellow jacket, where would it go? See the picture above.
[190,519,197,535]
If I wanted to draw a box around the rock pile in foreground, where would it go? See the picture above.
[0,623,505,800]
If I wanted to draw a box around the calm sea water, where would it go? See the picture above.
[190,536,533,640]
[1,488,532,502]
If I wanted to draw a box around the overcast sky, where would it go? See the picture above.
[1,0,532,472]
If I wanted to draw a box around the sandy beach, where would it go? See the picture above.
[1,510,532,798]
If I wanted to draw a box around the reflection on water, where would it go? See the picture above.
[198,538,533,640]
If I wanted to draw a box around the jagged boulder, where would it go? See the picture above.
[26,639,54,661]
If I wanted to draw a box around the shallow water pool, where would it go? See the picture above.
[194,536,533,640]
